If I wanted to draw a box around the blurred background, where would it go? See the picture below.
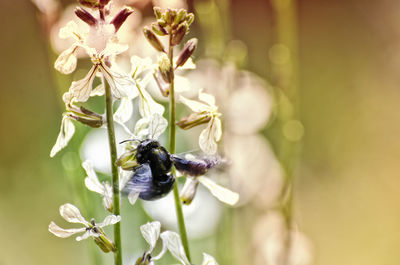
[1,0,400,264]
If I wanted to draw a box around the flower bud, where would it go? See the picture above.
[158,54,173,83]
[157,18,167,28]
[78,0,99,9]
[176,38,197,68]
[174,9,187,25]
[151,22,167,36]
[185,13,195,25]
[117,149,139,170]
[94,233,115,253]
[180,177,199,205]
[75,7,97,26]
[143,27,165,53]
[153,6,162,19]
[164,8,176,24]
[111,7,133,32]
[177,112,211,130]
[171,22,188,46]
[66,105,103,128]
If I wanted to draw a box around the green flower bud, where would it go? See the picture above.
[176,112,211,130]
[153,6,162,19]
[143,27,165,52]
[151,22,167,36]
[174,9,187,25]
[185,13,195,25]
[117,149,138,170]
[78,0,99,9]
[93,233,116,253]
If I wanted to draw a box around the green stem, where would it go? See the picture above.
[168,36,191,262]
[103,77,123,265]
[270,0,300,264]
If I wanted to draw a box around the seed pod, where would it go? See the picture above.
[171,22,188,46]
[75,7,97,26]
[176,38,197,67]
[143,27,165,52]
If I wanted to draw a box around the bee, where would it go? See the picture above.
[121,139,221,201]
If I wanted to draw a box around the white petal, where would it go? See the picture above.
[140,221,161,252]
[199,121,217,155]
[54,45,78,74]
[50,116,75,157]
[201,253,219,265]
[76,230,91,241]
[98,215,121,227]
[133,117,151,140]
[59,21,79,40]
[138,86,165,118]
[59,203,88,224]
[102,39,128,57]
[198,90,215,106]
[179,95,209,113]
[119,169,132,190]
[213,117,222,142]
[101,65,138,100]
[128,191,140,205]
[130,55,153,77]
[148,114,168,140]
[69,65,99,102]
[90,84,105,97]
[83,160,104,194]
[114,97,133,124]
[198,177,239,206]
[48,221,86,238]
[102,182,113,210]
[160,231,190,265]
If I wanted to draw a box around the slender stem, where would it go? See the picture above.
[270,0,300,264]
[103,77,123,265]
[168,36,191,262]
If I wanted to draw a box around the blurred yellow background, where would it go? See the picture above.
[1,0,400,265]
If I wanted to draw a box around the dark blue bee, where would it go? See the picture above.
[121,139,220,201]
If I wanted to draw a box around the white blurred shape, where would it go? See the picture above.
[80,126,130,175]
[142,184,222,239]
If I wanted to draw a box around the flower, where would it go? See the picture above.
[180,174,239,206]
[55,9,137,102]
[48,203,120,252]
[135,221,219,265]
[82,160,136,210]
[178,90,222,154]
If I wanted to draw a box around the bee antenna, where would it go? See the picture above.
[119,138,140,144]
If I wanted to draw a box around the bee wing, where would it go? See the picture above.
[171,155,221,176]
[122,163,153,204]
[198,176,239,206]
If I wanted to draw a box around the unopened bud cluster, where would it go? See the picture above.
[144,7,197,97]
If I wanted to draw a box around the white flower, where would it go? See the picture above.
[50,114,75,157]
[82,160,137,210]
[179,90,222,154]
[55,20,137,102]
[136,221,219,265]
[48,203,120,242]
[160,231,219,265]
[181,175,239,206]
